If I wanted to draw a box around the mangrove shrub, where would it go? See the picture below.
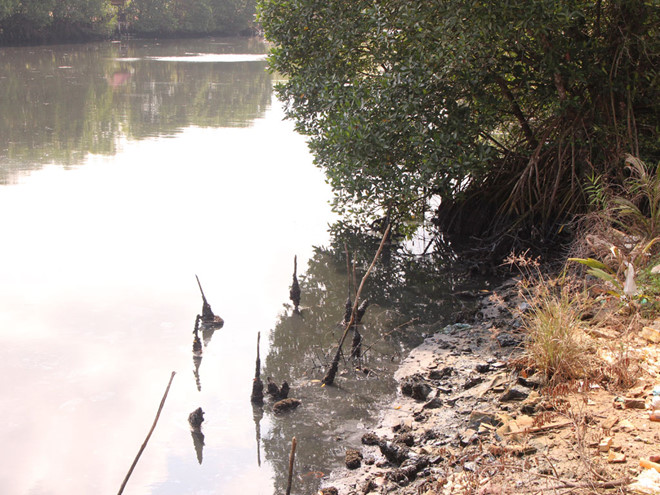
[258,0,659,240]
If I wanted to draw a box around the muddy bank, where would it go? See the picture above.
[320,278,527,493]
[320,278,660,494]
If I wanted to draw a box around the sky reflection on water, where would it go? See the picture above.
[0,93,333,494]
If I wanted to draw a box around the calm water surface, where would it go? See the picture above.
[0,38,489,495]
[0,38,335,494]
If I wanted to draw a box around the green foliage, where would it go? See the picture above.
[612,155,660,239]
[258,0,659,235]
[126,0,256,36]
[0,0,257,43]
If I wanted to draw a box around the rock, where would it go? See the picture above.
[395,432,415,447]
[475,363,491,373]
[400,375,433,401]
[362,432,381,445]
[629,468,660,495]
[520,390,542,414]
[517,373,545,389]
[272,398,301,414]
[319,488,339,495]
[467,410,501,430]
[459,429,478,445]
[601,415,619,430]
[463,375,483,390]
[496,332,521,347]
[500,385,530,402]
[624,397,646,409]
[598,436,613,452]
[345,449,362,469]
[413,383,433,400]
[504,415,534,441]
[607,451,626,463]
[422,397,443,409]
[429,366,454,380]
[379,441,410,465]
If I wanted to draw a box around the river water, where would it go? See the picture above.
[0,38,489,495]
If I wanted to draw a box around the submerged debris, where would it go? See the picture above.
[273,398,301,414]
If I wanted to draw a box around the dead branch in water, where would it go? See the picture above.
[117,371,176,495]
[322,225,390,386]
[286,436,297,495]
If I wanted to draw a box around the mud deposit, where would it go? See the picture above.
[321,279,660,495]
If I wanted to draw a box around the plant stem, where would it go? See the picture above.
[322,225,390,386]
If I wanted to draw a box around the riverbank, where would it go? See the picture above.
[320,277,660,495]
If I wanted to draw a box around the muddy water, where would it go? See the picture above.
[0,38,492,494]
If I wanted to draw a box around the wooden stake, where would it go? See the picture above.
[117,371,176,495]
[286,436,297,495]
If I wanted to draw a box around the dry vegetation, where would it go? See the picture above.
[500,155,660,494]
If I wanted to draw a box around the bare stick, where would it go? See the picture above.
[343,242,352,295]
[503,420,573,436]
[286,436,297,495]
[323,225,391,385]
[117,371,176,495]
[195,274,207,303]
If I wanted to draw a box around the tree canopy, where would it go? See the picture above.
[258,0,659,243]
[0,0,257,43]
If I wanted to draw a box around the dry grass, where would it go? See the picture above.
[521,284,593,384]
[505,253,598,385]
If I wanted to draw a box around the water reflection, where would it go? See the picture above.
[188,407,205,465]
[192,323,203,391]
[252,404,264,467]
[191,428,205,465]
[0,37,271,184]
[0,38,500,495]
[0,47,330,492]
[260,227,495,493]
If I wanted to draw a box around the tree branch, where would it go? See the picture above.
[492,74,539,149]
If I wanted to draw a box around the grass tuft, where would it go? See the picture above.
[522,285,591,384]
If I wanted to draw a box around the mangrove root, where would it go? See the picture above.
[195,274,224,327]
[289,255,301,312]
[266,377,290,401]
[250,332,264,404]
[188,407,204,430]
